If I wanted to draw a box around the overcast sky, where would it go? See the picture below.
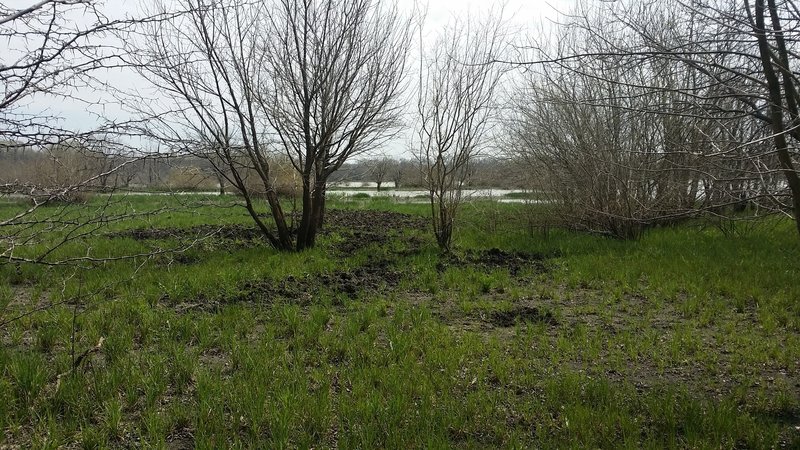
[4,0,578,156]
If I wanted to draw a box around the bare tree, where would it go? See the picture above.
[369,157,393,192]
[391,159,406,190]
[128,0,295,250]
[1,0,121,142]
[0,0,172,265]
[129,0,412,251]
[417,14,506,251]
[750,0,800,235]
[260,0,412,249]
[507,3,716,238]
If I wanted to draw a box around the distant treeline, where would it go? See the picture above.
[0,141,526,195]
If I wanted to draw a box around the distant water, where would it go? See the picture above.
[327,188,544,203]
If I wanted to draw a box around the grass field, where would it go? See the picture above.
[1,194,799,448]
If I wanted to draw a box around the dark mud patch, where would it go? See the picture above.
[488,306,558,327]
[112,209,428,257]
[321,209,428,233]
[110,224,266,249]
[317,259,404,297]
[166,426,195,450]
[318,209,428,256]
[332,229,390,256]
[226,277,313,305]
[438,248,558,276]
[220,258,405,307]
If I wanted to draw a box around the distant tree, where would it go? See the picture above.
[391,160,406,190]
[370,158,393,191]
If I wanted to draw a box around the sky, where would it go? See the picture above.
[3,0,578,157]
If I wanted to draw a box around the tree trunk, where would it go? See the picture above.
[315,182,326,230]
[437,221,452,252]
[432,197,453,252]
[296,177,314,251]
[297,184,325,250]
[265,190,293,250]
[237,186,292,251]
[755,0,800,237]
[215,170,226,195]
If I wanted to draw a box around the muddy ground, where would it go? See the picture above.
[112,209,428,255]
[153,209,557,330]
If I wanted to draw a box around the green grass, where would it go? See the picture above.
[1,195,799,448]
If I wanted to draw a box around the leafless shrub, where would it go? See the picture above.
[416,12,507,251]
[507,0,790,238]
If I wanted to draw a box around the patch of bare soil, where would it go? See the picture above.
[168,265,395,309]
[438,248,557,276]
[322,209,429,233]
[318,259,404,297]
[166,426,195,450]
[110,224,266,251]
[489,306,558,327]
[226,258,405,306]
[113,209,429,257]
[319,209,428,256]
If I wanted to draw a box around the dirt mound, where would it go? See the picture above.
[322,209,428,233]
[489,306,557,327]
[333,229,391,255]
[320,209,428,256]
[112,224,264,243]
[317,260,404,298]
[438,248,557,276]
[115,209,427,256]
[224,258,404,306]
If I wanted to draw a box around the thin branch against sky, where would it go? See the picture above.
[0,0,574,158]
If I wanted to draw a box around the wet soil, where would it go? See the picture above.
[438,248,557,276]
[112,209,429,256]
[110,224,265,251]
[318,209,428,256]
[321,209,429,234]
[228,258,404,305]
